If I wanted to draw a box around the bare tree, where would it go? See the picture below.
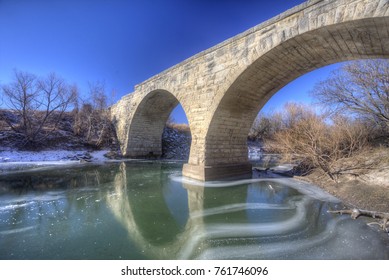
[73,81,115,147]
[267,103,372,181]
[249,112,283,141]
[1,70,77,146]
[312,59,389,133]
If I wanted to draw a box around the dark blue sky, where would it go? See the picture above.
[0,0,341,123]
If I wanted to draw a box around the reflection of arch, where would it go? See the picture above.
[124,89,189,157]
[107,163,206,259]
[127,166,182,245]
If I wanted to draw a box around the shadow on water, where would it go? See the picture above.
[0,161,388,259]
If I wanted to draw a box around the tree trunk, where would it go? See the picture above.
[328,208,389,232]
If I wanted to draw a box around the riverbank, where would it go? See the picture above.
[252,144,389,214]
[0,125,189,165]
[288,147,389,213]
[297,166,389,213]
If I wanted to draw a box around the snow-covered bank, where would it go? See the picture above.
[0,148,117,174]
[0,148,110,164]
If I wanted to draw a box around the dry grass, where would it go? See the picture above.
[166,122,190,133]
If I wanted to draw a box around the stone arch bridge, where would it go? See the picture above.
[111,0,389,181]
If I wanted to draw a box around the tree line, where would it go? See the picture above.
[0,70,115,148]
[249,59,389,181]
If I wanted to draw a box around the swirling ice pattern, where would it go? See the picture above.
[170,177,388,260]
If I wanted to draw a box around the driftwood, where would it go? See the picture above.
[328,208,389,232]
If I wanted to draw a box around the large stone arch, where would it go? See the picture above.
[183,17,389,180]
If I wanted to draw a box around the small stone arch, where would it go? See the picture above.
[123,89,188,158]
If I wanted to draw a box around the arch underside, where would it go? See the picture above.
[184,17,389,180]
[125,90,179,157]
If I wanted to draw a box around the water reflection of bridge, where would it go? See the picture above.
[106,162,329,259]
[106,162,208,259]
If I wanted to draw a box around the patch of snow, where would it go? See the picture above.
[0,148,110,163]
[248,142,262,160]
[0,147,113,174]
[271,164,296,172]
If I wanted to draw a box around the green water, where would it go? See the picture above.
[0,161,388,259]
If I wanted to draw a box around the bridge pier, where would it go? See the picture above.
[182,163,252,181]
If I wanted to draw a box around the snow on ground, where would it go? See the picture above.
[0,147,110,164]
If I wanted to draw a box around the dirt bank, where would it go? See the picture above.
[297,164,389,213]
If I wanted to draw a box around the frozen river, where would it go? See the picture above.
[0,161,388,259]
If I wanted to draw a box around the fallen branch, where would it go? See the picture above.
[328,208,389,232]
